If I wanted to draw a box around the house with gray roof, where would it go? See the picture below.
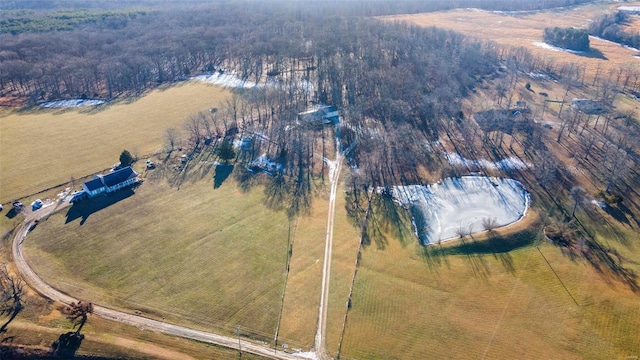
[82,167,139,197]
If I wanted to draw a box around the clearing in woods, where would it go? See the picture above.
[0,81,230,203]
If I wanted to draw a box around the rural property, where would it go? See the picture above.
[0,0,639,359]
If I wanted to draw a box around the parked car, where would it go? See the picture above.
[31,199,43,211]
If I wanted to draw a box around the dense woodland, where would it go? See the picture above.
[1,0,639,230]
[0,0,599,13]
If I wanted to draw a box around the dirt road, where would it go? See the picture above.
[313,149,345,360]
[12,201,304,360]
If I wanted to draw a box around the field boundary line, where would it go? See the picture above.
[481,237,538,359]
[335,191,372,360]
[274,217,298,350]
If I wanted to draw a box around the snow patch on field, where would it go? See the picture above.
[392,176,530,244]
[40,99,106,108]
[445,152,531,171]
[526,72,554,81]
[618,6,640,12]
[532,41,585,54]
[293,351,317,359]
[192,72,258,88]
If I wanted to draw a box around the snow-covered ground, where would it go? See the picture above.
[618,6,640,12]
[532,41,585,55]
[192,72,258,89]
[445,152,531,171]
[526,72,554,81]
[392,176,530,244]
[192,72,315,94]
[40,99,106,108]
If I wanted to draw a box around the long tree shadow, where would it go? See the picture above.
[51,332,84,358]
[584,239,639,292]
[263,173,290,211]
[65,188,135,225]
[436,229,538,275]
[0,306,22,334]
[234,166,259,193]
[362,189,414,250]
[575,47,608,60]
[441,229,537,256]
[213,164,234,189]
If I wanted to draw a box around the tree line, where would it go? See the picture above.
[543,27,590,51]
[588,11,640,50]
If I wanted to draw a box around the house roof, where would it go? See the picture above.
[84,178,105,191]
[102,166,137,187]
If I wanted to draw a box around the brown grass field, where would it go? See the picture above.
[338,231,639,359]
[274,183,362,353]
[384,2,640,80]
[22,171,290,342]
[0,81,230,203]
[277,192,328,349]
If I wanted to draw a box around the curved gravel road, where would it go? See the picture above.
[12,202,305,360]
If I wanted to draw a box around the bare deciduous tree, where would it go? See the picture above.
[165,128,180,152]
[63,301,93,334]
[0,263,25,332]
[482,217,499,232]
[570,186,586,218]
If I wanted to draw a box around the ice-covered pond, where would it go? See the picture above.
[391,176,530,245]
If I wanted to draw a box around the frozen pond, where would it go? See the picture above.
[392,176,530,245]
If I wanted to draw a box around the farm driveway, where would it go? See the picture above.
[12,197,306,360]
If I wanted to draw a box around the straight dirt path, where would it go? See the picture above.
[313,146,346,360]
[12,200,303,360]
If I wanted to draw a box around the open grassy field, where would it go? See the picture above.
[275,182,362,352]
[0,81,230,203]
[324,186,363,356]
[384,2,640,79]
[22,172,290,342]
[338,230,640,359]
[276,193,328,349]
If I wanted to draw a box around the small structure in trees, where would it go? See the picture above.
[473,108,531,134]
[571,99,605,115]
[298,104,340,126]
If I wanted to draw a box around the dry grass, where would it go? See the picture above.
[339,233,640,359]
[2,315,267,359]
[322,184,363,357]
[22,173,289,342]
[276,190,328,349]
[384,2,640,80]
[0,81,230,203]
